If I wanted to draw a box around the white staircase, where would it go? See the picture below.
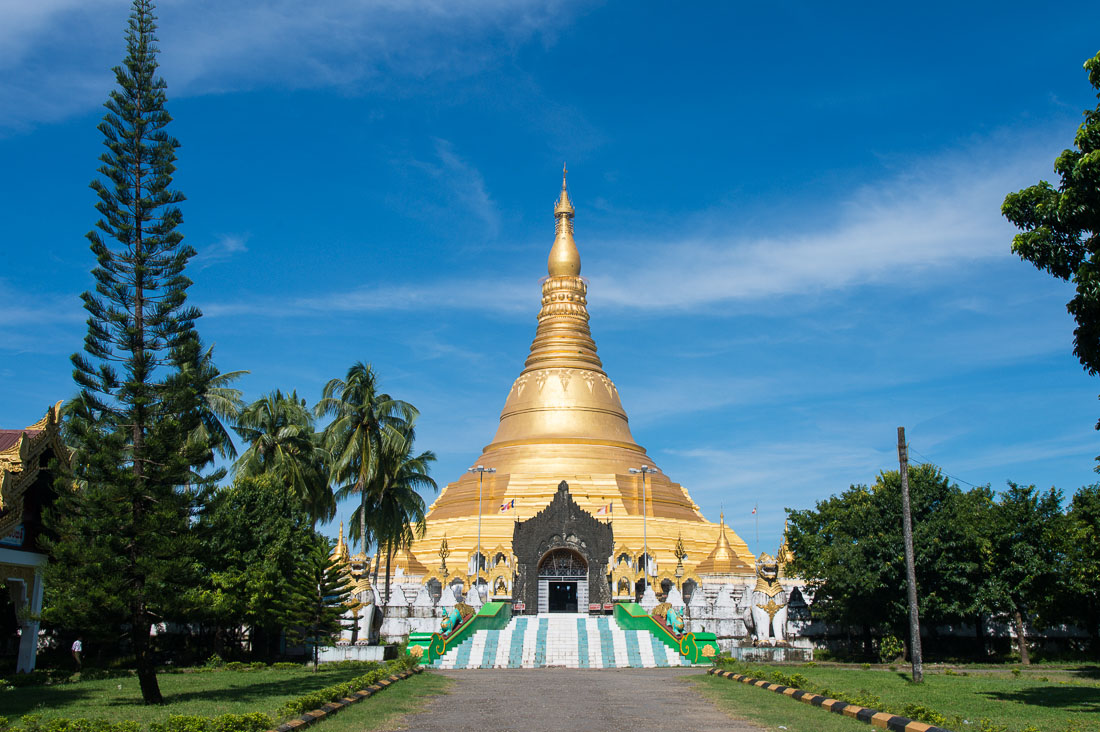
[432,613,692,669]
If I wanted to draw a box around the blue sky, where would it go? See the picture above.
[3,1,1099,555]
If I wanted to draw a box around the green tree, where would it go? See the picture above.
[183,344,246,462]
[316,362,416,563]
[198,474,319,660]
[980,483,1066,664]
[286,541,352,672]
[43,0,212,704]
[1063,485,1100,651]
[786,464,990,658]
[1003,51,1100,435]
[234,390,332,523]
[370,420,436,604]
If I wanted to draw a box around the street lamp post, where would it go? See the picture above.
[467,465,495,597]
[629,465,658,595]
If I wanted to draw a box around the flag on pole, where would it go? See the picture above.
[751,505,757,515]
[596,503,612,515]
[500,498,516,512]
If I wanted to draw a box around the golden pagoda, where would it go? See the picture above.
[400,170,755,603]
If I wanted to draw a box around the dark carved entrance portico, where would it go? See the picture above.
[512,480,613,613]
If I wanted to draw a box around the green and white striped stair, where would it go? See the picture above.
[430,613,692,669]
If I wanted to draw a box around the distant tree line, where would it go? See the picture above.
[35,0,435,703]
[786,465,1100,662]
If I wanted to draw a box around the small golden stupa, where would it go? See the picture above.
[399,170,755,598]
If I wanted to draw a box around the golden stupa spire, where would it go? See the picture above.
[547,163,580,277]
[332,521,350,565]
[523,168,602,375]
[696,512,751,574]
[777,518,795,569]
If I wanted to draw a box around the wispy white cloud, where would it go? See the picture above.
[193,232,249,268]
[0,0,586,131]
[202,278,535,319]
[399,139,501,238]
[202,134,1060,321]
[0,279,84,354]
[586,140,1055,310]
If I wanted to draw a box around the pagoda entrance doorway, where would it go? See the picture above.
[537,548,588,613]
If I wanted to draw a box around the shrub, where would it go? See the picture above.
[2,670,71,688]
[223,662,246,672]
[272,662,299,670]
[202,655,223,670]
[330,660,380,672]
[277,658,413,718]
[878,635,904,663]
[149,713,273,732]
[14,716,141,732]
[900,703,948,727]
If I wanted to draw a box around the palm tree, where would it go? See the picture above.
[316,362,417,558]
[371,419,436,604]
[233,390,333,523]
[184,344,247,462]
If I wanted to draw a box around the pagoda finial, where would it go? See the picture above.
[332,521,350,564]
[548,167,580,276]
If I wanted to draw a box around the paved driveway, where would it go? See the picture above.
[384,668,762,732]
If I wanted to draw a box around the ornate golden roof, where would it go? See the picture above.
[0,401,68,536]
[695,513,752,575]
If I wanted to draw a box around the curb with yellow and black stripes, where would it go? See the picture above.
[707,668,952,732]
[267,667,424,732]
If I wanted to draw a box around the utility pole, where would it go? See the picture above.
[629,465,658,595]
[897,426,923,683]
[467,465,495,600]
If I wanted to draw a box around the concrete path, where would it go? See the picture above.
[382,668,763,732]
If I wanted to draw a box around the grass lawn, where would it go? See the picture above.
[689,674,867,732]
[0,666,380,725]
[308,672,452,732]
[711,662,1100,732]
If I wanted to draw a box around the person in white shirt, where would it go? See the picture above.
[71,637,82,669]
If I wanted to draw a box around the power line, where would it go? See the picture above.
[907,445,985,489]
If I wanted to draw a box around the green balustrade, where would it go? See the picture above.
[407,601,512,664]
[613,602,720,664]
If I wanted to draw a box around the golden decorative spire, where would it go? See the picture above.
[696,513,752,574]
[777,519,795,569]
[547,164,580,277]
[332,521,351,565]
[523,169,602,375]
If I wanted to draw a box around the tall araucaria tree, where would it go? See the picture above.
[42,0,225,704]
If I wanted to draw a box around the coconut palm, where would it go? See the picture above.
[184,344,247,462]
[316,362,417,556]
[370,419,436,604]
[233,390,332,523]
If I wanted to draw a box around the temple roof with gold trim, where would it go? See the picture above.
[695,513,753,575]
[0,401,68,537]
